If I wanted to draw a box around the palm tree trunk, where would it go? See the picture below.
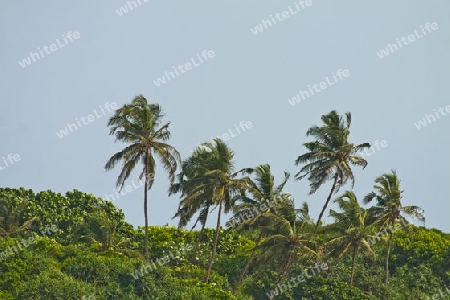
[385,231,393,286]
[232,246,257,294]
[279,253,292,283]
[144,152,150,263]
[315,173,339,233]
[350,244,359,286]
[205,201,222,283]
[270,254,292,300]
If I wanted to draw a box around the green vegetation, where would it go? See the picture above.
[1,97,448,299]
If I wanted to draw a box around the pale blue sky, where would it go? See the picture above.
[1,1,449,232]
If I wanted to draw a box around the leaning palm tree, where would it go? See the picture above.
[175,139,251,283]
[170,147,215,276]
[363,170,425,286]
[327,191,377,285]
[254,199,317,300]
[0,197,38,237]
[229,164,291,294]
[105,95,180,262]
[294,110,371,233]
[232,200,314,296]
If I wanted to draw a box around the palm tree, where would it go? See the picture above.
[169,147,215,276]
[174,139,251,283]
[203,139,252,283]
[327,191,377,285]
[228,164,291,294]
[105,95,180,262]
[294,110,371,233]
[254,199,317,300]
[363,170,425,286]
[232,201,314,296]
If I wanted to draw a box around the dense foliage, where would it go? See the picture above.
[0,187,448,299]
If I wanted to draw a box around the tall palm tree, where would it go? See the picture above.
[363,170,425,286]
[169,147,215,275]
[294,110,371,233]
[228,164,291,294]
[105,95,180,262]
[327,191,377,285]
[175,139,251,283]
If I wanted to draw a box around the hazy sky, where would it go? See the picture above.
[1,1,449,232]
